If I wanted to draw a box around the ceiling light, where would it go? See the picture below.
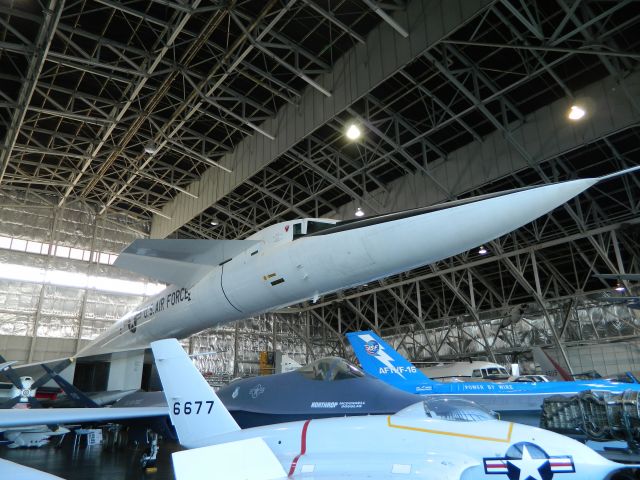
[355,207,365,217]
[210,220,219,226]
[614,282,626,292]
[478,245,488,255]
[144,141,158,154]
[567,105,586,121]
[346,123,361,141]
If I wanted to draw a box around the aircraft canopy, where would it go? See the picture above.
[396,398,497,422]
[297,357,365,381]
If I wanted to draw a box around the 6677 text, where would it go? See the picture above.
[173,401,214,415]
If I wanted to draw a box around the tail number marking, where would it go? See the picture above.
[379,366,417,375]
[172,401,214,415]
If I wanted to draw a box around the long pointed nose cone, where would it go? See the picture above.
[354,178,598,278]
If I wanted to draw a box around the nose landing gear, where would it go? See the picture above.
[140,430,159,472]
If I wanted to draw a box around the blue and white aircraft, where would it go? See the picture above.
[152,338,638,480]
[347,331,640,425]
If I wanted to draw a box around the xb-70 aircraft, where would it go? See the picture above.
[152,338,639,480]
[73,168,637,360]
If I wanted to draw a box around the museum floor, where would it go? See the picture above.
[0,435,180,480]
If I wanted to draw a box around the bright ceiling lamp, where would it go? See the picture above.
[355,207,365,217]
[144,141,158,154]
[478,245,488,255]
[345,123,361,141]
[567,105,586,121]
[614,282,626,293]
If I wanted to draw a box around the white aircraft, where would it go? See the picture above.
[77,172,633,359]
[0,405,167,450]
[0,405,168,478]
[0,406,167,430]
[0,425,70,448]
[151,338,639,480]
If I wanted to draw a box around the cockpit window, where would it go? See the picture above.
[298,357,365,381]
[483,367,510,378]
[395,399,497,422]
[306,221,334,235]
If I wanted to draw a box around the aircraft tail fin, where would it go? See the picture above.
[532,347,572,381]
[346,331,436,387]
[151,339,240,448]
[115,239,259,288]
[172,438,286,480]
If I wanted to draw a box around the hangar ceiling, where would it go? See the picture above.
[1,0,639,361]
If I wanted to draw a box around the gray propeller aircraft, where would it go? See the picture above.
[152,338,639,480]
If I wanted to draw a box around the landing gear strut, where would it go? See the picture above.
[140,430,159,471]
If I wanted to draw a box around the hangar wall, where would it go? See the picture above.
[0,199,151,361]
[564,341,640,378]
[385,300,640,369]
[189,313,340,381]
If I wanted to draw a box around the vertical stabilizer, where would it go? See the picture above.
[151,339,240,448]
[532,347,572,381]
[346,331,435,389]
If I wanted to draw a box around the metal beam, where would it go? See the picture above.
[151,0,492,237]
[0,0,64,184]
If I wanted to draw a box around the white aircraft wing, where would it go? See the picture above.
[172,437,482,480]
[0,458,63,479]
[172,438,287,480]
[0,406,167,428]
[114,239,260,287]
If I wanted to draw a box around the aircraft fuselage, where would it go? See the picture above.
[79,178,597,357]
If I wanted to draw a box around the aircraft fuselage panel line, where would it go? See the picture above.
[220,263,243,313]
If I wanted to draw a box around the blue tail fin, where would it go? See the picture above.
[346,331,435,388]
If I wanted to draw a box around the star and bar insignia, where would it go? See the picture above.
[484,442,574,480]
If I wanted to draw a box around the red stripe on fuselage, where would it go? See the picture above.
[288,419,311,477]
